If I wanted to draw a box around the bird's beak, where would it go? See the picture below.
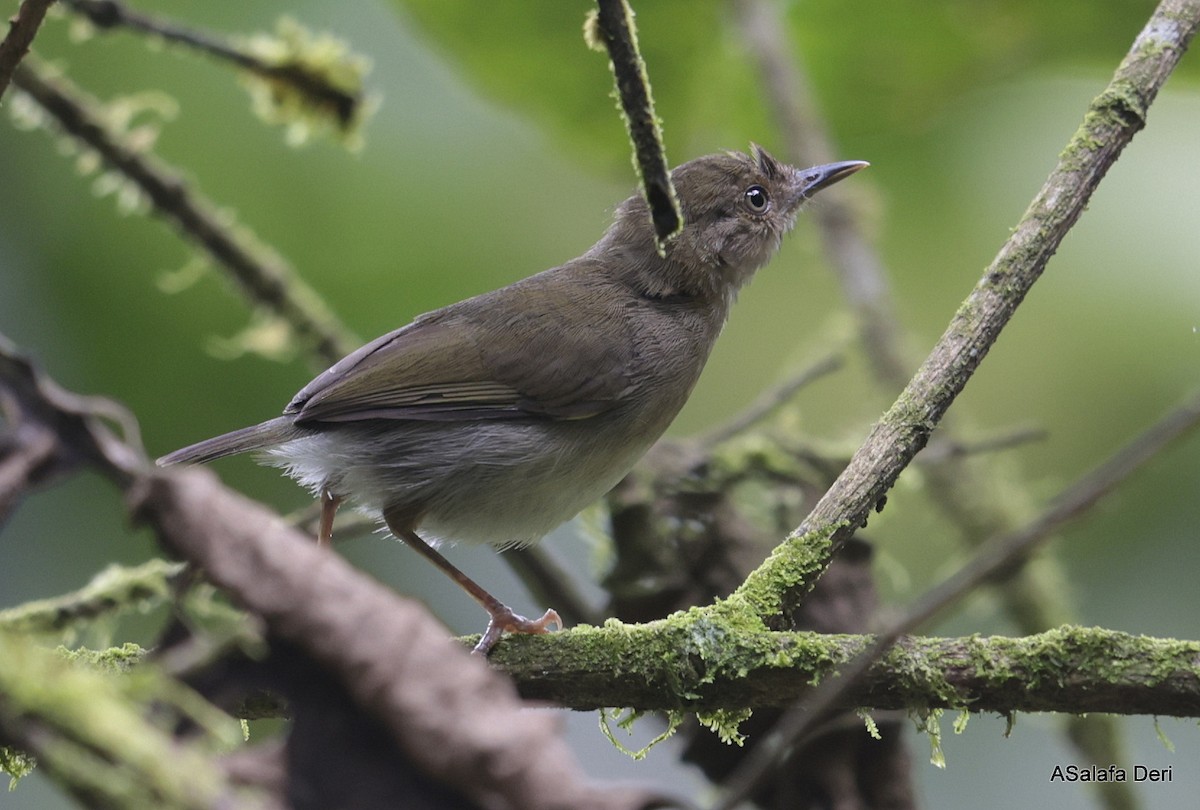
[794,160,869,202]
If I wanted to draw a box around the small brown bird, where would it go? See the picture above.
[160,147,867,653]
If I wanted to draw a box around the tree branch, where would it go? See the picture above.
[10,60,357,367]
[728,4,1185,802]
[0,631,249,809]
[0,0,54,103]
[0,334,663,809]
[61,0,367,133]
[589,0,680,248]
[713,387,1200,808]
[728,0,1200,626]
[491,622,1200,716]
[0,559,184,635]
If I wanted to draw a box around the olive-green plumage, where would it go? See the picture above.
[160,147,866,652]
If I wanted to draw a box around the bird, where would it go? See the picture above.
[159,146,867,654]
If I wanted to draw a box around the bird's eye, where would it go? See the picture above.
[744,185,769,212]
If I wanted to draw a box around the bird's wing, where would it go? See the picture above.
[286,271,638,424]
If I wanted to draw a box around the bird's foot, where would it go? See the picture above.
[472,605,562,656]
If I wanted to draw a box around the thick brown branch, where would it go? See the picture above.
[131,467,659,810]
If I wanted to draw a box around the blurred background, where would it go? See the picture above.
[1,1,1198,807]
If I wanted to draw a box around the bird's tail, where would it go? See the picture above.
[157,416,298,466]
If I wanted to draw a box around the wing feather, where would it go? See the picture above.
[284,266,638,425]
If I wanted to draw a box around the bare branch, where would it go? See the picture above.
[0,0,54,102]
[0,332,145,488]
[730,0,908,388]
[700,351,843,447]
[0,333,665,809]
[133,467,664,810]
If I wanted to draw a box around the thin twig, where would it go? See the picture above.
[918,425,1049,462]
[11,59,357,367]
[591,0,681,248]
[0,332,145,486]
[713,386,1200,809]
[61,0,362,126]
[727,0,1200,624]
[730,0,908,388]
[0,0,55,102]
[701,352,843,447]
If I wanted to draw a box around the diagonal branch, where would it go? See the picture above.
[727,0,1200,627]
[61,0,366,132]
[11,59,357,368]
[713,387,1200,808]
[0,334,662,810]
[729,4,1166,802]
[0,0,54,102]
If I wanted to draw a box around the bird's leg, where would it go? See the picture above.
[317,488,343,546]
[383,510,560,655]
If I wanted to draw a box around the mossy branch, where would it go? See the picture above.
[732,0,1200,626]
[0,631,249,808]
[61,0,370,144]
[11,59,357,367]
[589,0,681,249]
[488,622,1200,716]
[728,3,1197,803]
[0,560,184,635]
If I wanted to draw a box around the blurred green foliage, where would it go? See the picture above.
[397,0,1182,166]
[2,1,1199,808]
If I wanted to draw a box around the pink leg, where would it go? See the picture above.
[383,510,560,655]
[317,488,342,546]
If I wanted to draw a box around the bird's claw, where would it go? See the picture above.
[472,606,562,656]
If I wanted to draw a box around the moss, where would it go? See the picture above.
[887,639,962,709]
[696,708,752,746]
[0,560,182,637]
[0,746,36,788]
[598,708,681,759]
[884,389,935,434]
[0,632,237,807]
[725,521,839,623]
[58,642,146,673]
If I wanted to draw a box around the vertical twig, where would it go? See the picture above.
[590,0,681,248]
[730,0,908,388]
